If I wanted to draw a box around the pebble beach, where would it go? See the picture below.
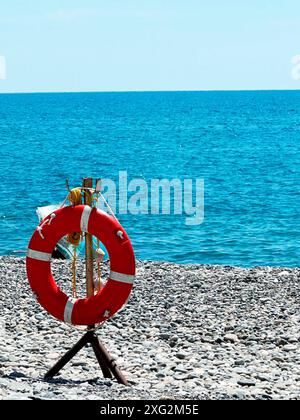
[0,257,299,400]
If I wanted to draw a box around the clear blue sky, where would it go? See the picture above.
[0,0,300,92]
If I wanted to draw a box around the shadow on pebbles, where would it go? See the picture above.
[0,257,299,400]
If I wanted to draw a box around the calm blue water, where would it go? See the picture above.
[0,91,299,267]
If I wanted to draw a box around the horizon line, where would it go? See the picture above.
[0,88,300,95]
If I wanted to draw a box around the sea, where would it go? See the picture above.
[0,91,299,267]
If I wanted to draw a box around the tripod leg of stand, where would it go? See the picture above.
[89,333,113,379]
[94,337,129,386]
[44,331,90,380]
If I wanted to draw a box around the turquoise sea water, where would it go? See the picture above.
[0,91,299,267]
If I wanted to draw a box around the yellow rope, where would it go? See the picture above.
[72,247,78,299]
[67,188,103,297]
[96,239,102,292]
[67,188,82,246]
[68,188,82,206]
[67,188,83,298]
[67,231,81,247]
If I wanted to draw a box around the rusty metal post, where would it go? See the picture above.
[44,332,90,380]
[95,338,129,386]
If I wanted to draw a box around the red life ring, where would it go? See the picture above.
[26,205,135,326]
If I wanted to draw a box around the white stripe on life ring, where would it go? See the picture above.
[64,299,76,324]
[80,205,92,233]
[27,249,52,262]
[110,271,135,284]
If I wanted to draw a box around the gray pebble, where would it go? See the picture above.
[238,379,256,387]
[224,334,239,344]
[0,257,299,401]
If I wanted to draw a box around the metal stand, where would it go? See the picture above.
[44,177,128,386]
[44,329,128,385]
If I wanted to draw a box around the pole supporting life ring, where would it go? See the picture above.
[26,205,136,326]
